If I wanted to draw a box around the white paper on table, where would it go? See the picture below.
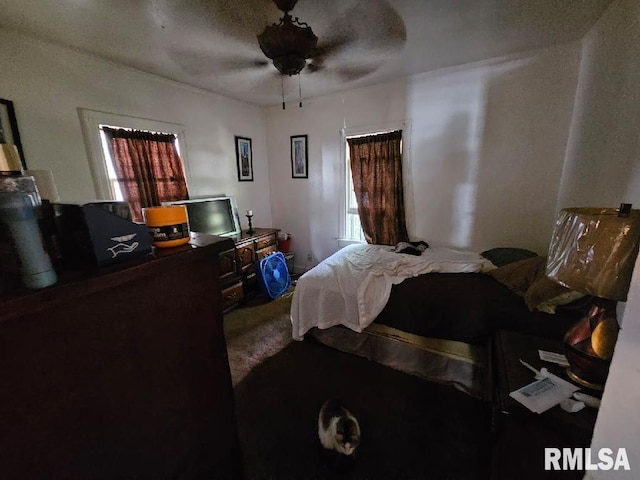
[538,349,569,367]
[509,369,579,414]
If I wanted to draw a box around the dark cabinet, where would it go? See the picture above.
[0,237,242,479]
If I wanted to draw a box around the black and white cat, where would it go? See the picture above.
[318,399,361,470]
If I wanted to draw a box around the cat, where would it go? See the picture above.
[318,399,361,471]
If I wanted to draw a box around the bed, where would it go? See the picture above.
[290,244,589,399]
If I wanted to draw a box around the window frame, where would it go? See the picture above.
[78,108,189,200]
[339,122,408,245]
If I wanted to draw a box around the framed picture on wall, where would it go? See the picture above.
[291,134,308,179]
[0,98,26,168]
[235,136,253,182]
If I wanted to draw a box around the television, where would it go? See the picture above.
[163,196,241,237]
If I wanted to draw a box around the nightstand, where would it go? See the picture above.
[491,330,600,479]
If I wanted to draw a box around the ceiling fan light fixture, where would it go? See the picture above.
[257,13,318,76]
[273,54,307,77]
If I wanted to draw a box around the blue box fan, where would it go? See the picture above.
[254,251,292,299]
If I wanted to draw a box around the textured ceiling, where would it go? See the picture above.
[0,0,615,106]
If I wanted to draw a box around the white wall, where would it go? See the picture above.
[565,1,640,477]
[558,0,640,210]
[0,28,272,228]
[265,43,581,269]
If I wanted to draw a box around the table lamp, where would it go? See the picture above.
[546,205,640,390]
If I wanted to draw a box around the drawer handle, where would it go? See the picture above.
[226,292,238,300]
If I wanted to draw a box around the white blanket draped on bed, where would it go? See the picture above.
[290,243,495,341]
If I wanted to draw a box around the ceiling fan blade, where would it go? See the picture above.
[169,48,269,76]
[343,0,406,53]
[305,33,358,75]
[309,34,355,62]
[334,64,380,82]
[305,62,323,73]
[310,0,406,64]
[197,0,278,44]
[300,1,407,84]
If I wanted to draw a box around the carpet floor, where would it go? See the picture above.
[224,290,295,386]
[233,339,493,480]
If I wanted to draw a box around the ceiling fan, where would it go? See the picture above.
[256,0,328,108]
[255,0,407,108]
[257,0,318,77]
[169,0,407,107]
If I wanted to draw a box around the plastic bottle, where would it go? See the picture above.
[142,205,190,248]
[0,192,58,288]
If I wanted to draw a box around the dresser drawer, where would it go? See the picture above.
[256,245,277,260]
[255,234,276,251]
[218,248,237,283]
[235,241,256,274]
[221,281,243,310]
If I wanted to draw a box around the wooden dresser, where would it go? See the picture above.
[0,236,242,479]
[215,228,279,310]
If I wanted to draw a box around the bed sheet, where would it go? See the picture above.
[290,243,495,340]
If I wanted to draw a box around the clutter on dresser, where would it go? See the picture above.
[0,163,58,289]
[53,202,153,268]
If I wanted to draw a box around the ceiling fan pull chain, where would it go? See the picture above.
[298,74,302,108]
[281,75,286,110]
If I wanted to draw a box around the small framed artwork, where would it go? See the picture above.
[291,134,308,179]
[0,98,26,168]
[235,136,253,182]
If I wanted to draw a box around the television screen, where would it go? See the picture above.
[163,196,240,236]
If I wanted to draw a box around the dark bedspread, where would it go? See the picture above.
[374,273,587,345]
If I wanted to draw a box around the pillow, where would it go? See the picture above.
[487,256,547,297]
[481,247,538,267]
[524,276,585,313]
[533,290,587,314]
[489,255,586,313]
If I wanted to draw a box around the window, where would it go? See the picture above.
[345,143,366,242]
[79,109,189,221]
[99,126,126,201]
[101,126,188,222]
[99,125,183,201]
[342,125,406,244]
[80,109,188,200]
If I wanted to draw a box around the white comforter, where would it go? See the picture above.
[290,243,495,340]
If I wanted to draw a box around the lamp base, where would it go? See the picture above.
[563,298,619,390]
[565,367,605,391]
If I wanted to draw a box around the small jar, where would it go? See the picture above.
[142,205,190,248]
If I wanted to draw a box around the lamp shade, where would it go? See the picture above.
[547,207,640,301]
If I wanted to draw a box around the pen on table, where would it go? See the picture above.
[520,359,540,376]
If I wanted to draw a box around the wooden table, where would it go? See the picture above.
[491,330,600,479]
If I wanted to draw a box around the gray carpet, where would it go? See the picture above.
[225,288,492,479]
[234,339,492,480]
[223,290,295,386]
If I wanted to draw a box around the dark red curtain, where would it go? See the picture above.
[348,130,409,245]
[103,128,188,222]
